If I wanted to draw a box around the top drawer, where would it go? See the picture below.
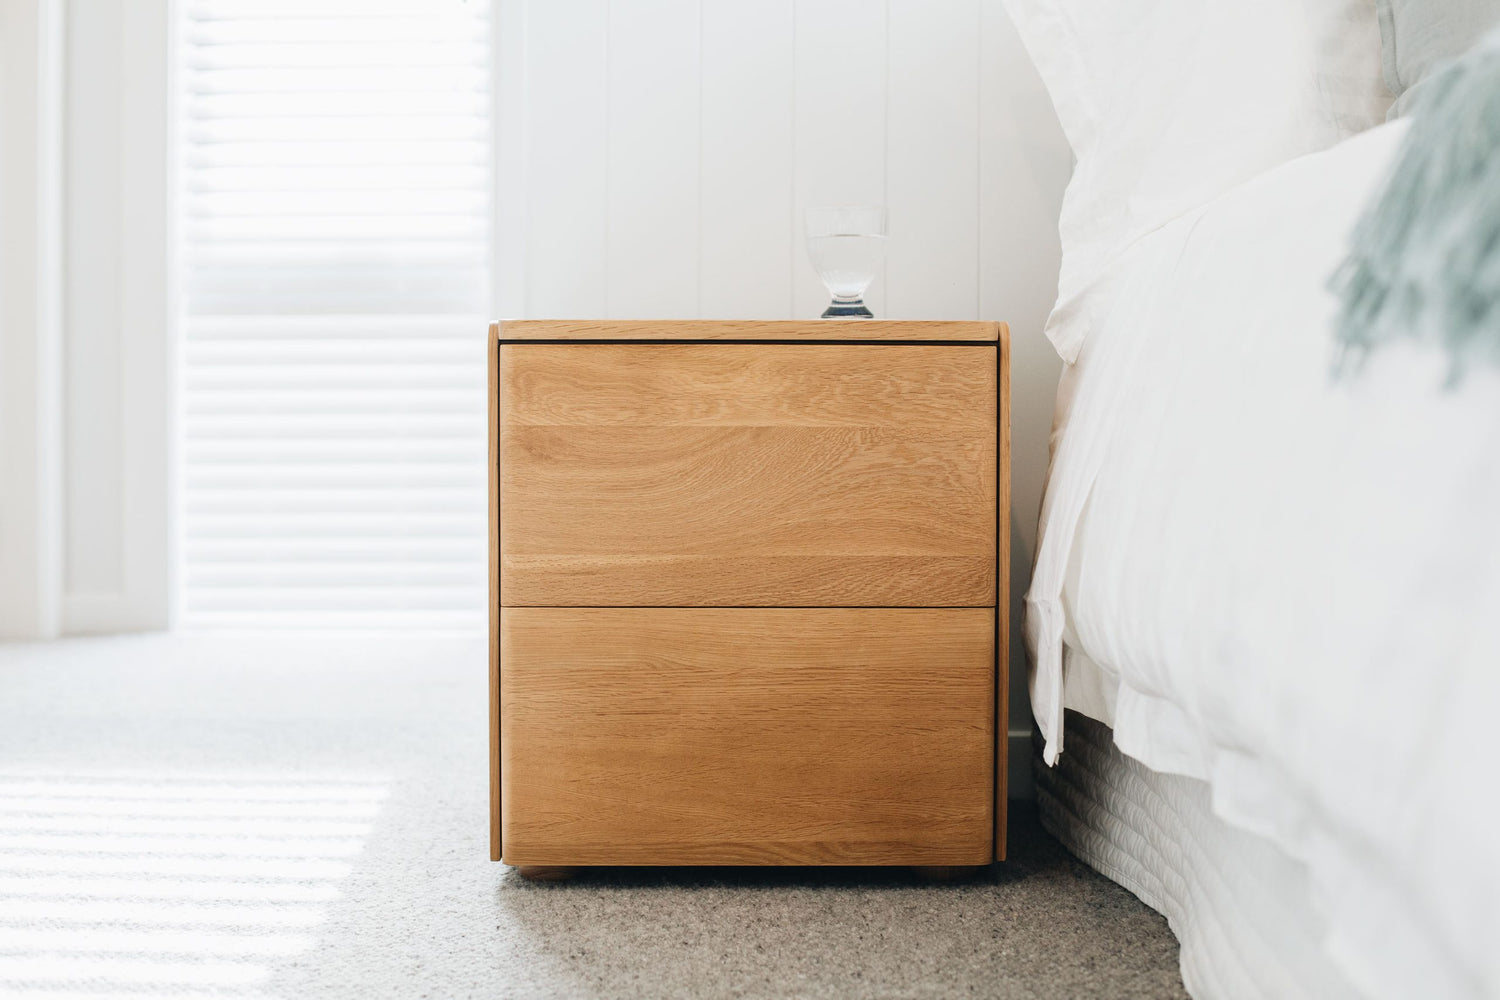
[497,339,997,607]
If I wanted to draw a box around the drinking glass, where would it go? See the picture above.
[805,206,886,318]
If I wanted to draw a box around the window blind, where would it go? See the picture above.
[180,0,492,631]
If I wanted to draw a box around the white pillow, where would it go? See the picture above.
[1002,0,1391,362]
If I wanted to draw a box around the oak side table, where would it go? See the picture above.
[488,319,1009,876]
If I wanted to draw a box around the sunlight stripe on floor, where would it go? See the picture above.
[1,991,278,1000]
[0,899,327,928]
[0,928,316,957]
[0,834,365,858]
[0,769,387,998]
[0,816,372,837]
[0,769,388,785]
[0,955,269,986]
[0,782,388,802]
[0,875,341,903]
[0,797,382,819]
[0,854,351,879]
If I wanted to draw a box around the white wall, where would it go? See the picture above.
[0,0,172,639]
[0,0,64,639]
[59,0,172,634]
[4,2,1073,771]
[497,0,1072,791]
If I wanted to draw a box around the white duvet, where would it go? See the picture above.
[1028,120,1500,1000]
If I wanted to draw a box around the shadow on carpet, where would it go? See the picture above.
[487,804,1189,1000]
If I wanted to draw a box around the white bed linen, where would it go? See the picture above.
[1037,712,1363,1000]
[999,0,1388,363]
[1028,119,1500,1000]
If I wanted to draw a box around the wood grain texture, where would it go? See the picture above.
[498,319,1002,342]
[499,343,997,607]
[499,607,995,866]
[996,322,1010,860]
[487,321,1011,867]
[516,865,579,882]
[488,323,502,862]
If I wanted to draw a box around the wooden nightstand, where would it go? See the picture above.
[488,320,1009,873]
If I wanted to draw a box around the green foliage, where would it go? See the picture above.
[1333,29,1500,384]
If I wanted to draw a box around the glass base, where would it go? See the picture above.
[821,299,873,318]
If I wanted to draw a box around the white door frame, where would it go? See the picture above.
[0,0,174,639]
[0,0,65,640]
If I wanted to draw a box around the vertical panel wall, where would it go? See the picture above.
[791,0,889,319]
[65,0,125,602]
[886,0,980,320]
[606,0,701,317]
[509,0,1064,326]
[522,1,608,318]
[3,0,176,638]
[0,0,64,640]
[500,0,1070,795]
[700,0,794,318]
[59,0,172,634]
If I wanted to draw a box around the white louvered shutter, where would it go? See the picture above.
[180,0,492,631]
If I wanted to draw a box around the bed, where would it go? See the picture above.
[1008,19,1500,999]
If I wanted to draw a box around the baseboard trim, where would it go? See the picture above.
[62,592,165,635]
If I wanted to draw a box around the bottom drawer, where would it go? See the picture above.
[499,607,995,866]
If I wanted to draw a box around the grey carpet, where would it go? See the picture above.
[0,635,1187,999]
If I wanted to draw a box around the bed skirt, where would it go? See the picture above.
[1034,712,1364,1000]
